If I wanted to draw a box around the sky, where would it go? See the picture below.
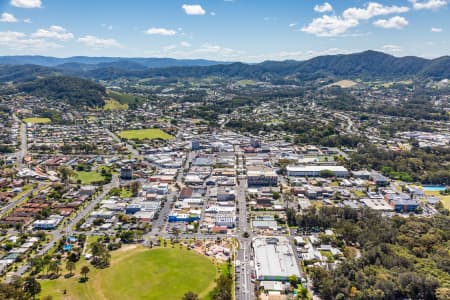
[0,0,449,62]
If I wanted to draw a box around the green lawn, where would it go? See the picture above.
[40,246,217,300]
[22,117,51,124]
[118,128,174,140]
[103,99,128,110]
[76,171,105,184]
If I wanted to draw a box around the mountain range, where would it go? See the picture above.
[0,50,449,83]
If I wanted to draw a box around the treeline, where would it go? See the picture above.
[348,144,450,184]
[291,206,450,300]
[18,76,106,107]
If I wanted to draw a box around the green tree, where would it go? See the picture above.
[66,260,75,276]
[80,265,90,280]
[23,276,41,300]
[182,291,199,300]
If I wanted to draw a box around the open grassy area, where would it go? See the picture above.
[118,128,174,140]
[103,99,128,110]
[40,246,217,300]
[22,117,51,124]
[425,190,450,209]
[75,171,105,185]
[109,91,146,105]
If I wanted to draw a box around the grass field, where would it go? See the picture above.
[118,128,174,140]
[75,171,105,184]
[103,99,128,110]
[22,117,51,124]
[425,190,450,209]
[40,246,217,300]
[109,91,146,105]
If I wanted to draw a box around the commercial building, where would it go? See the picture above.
[247,170,278,186]
[286,165,348,177]
[253,236,301,282]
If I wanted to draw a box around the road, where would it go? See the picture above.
[105,128,139,157]
[0,184,42,218]
[12,113,27,168]
[234,148,254,300]
[145,151,193,239]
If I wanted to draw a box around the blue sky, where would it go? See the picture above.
[0,0,448,62]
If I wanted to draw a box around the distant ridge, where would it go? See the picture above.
[0,51,449,82]
[0,55,229,69]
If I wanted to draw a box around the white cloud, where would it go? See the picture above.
[182,4,206,15]
[31,26,74,41]
[163,44,177,51]
[0,31,62,50]
[301,15,359,37]
[303,2,409,37]
[373,16,408,29]
[343,2,409,20]
[314,2,333,13]
[10,0,41,8]
[210,11,216,16]
[0,12,18,23]
[381,44,403,53]
[180,41,191,47]
[23,18,31,23]
[288,23,297,27]
[431,27,443,32]
[409,0,448,10]
[77,35,120,48]
[145,27,177,36]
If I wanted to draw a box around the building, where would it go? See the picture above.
[253,236,301,282]
[32,215,63,230]
[191,140,200,150]
[384,193,418,213]
[286,165,348,177]
[247,170,278,186]
[371,173,390,187]
[121,167,133,180]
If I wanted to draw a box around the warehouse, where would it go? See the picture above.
[252,236,301,282]
[286,165,348,177]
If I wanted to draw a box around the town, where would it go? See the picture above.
[0,69,449,300]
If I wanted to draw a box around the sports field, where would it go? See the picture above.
[40,246,217,300]
[75,171,105,184]
[22,117,51,124]
[117,128,174,140]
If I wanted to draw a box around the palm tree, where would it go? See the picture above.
[66,260,75,276]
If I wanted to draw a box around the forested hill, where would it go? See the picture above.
[17,76,107,107]
[63,51,450,81]
[0,51,449,83]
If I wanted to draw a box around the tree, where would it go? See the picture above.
[23,277,41,300]
[48,260,61,276]
[182,291,199,300]
[80,265,90,281]
[130,181,141,196]
[66,260,75,276]
[288,274,298,287]
[319,169,335,178]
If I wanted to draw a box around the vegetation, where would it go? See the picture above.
[292,206,450,300]
[18,76,106,107]
[75,171,105,185]
[40,247,217,300]
[22,117,51,124]
[118,128,174,140]
[348,144,450,184]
